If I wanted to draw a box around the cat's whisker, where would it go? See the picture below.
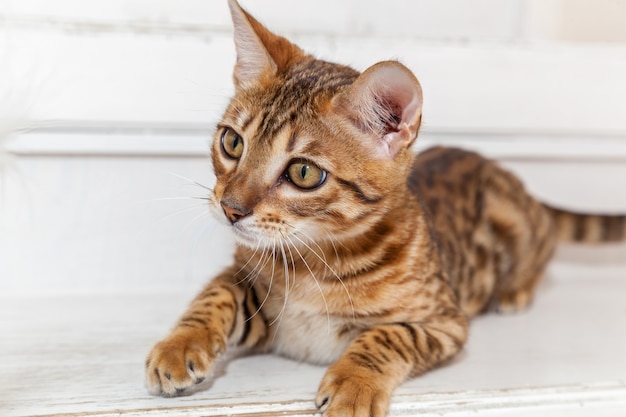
[250,243,273,287]
[325,231,345,256]
[270,233,292,329]
[291,232,356,322]
[167,172,214,192]
[236,242,269,285]
[274,237,291,329]
[291,232,330,271]
[296,231,331,275]
[252,243,272,279]
[146,196,209,202]
[235,238,263,279]
[246,239,276,323]
[285,235,331,335]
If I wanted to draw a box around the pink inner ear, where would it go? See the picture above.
[376,97,403,133]
[349,62,422,159]
[381,123,414,158]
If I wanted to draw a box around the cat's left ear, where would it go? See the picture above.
[332,61,423,159]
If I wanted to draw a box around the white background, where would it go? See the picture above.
[1,0,626,295]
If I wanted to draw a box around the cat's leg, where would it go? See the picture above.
[315,308,468,417]
[145,268,266,396]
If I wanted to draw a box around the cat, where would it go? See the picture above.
[145,1,626,416]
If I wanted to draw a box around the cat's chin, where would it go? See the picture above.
[230,226,261,248]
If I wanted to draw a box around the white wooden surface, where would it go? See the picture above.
[2,259,626,417]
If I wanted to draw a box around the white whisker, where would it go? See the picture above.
[144,196,209,203]
[285,235,331,334]
[235,238,263,277]
[247,239,277,322]
[249,243,273,287]
[325,232,342,260]
[236,242,268,285]
[167,172,213,192]
[291,232,356,322]
[270,233,293,330]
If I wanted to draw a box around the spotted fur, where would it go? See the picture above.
[145,1,626,416]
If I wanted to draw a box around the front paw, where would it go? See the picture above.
[145,328,225,396]
[315,364,392,417]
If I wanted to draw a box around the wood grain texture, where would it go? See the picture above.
[1,262,626,416]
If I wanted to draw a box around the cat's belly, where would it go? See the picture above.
[267,309,360,365]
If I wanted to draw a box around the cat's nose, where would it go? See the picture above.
[220,200,251,224]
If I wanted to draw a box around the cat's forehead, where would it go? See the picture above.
[281,58,359,95]
[228,58,359,136]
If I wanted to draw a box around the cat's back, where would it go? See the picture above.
[408,146,498,313]
[409,146,492,205]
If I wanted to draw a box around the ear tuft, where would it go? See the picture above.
[333,61,423,159]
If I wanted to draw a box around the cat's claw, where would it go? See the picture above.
[316,366,391,417]
[145,328,224,396]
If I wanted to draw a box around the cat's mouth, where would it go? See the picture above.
[229,220,295,250]
[230,224,260,246]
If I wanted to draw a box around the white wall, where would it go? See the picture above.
[2,0,626,132]
[1,0,625,296]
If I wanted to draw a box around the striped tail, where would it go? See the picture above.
[544,204,626,243]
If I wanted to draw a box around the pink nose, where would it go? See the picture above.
[220,201,251,224]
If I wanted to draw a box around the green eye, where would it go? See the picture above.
[286,160,327,190]
[221,128,244,159]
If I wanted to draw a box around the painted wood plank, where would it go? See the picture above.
[1,0,523,40]
[2,27,626,134]
[8,129,626,161]
[1,264,626,416]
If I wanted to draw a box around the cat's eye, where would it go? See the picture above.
[286,160,327,190]
[221,128,244,159]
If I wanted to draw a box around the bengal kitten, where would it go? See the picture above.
[145,1,626,415]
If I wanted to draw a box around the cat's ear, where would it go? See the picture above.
[333,61,423,159]
[228,0,304,89]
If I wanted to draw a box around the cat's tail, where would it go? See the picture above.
[543,204,626,243]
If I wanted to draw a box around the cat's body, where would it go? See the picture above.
[145,1,626,416]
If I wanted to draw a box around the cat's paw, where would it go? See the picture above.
[145,328,225,396]
[315,365,391,417]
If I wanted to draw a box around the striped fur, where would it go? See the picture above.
[545,205,626,243]
[145,1,626,416]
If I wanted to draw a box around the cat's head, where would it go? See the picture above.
[210,0,423,248]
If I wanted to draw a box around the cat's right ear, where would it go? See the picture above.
[228,0,303,89]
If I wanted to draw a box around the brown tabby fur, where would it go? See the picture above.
[145,1,626,416]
